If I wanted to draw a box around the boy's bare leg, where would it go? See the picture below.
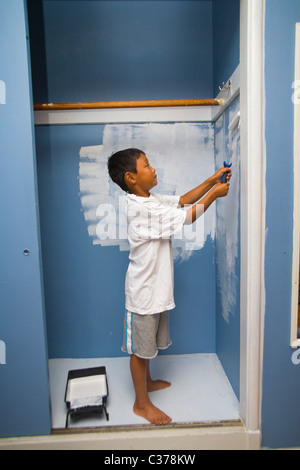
[130,354,172,425]
[145,359,171,392]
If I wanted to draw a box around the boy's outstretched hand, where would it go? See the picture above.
[184,168,231,224]
[213,181,230,198]
[212,167,232,184]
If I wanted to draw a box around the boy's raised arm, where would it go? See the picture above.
[179,167,231,207]
[184,182,230,225]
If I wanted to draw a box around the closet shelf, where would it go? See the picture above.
[34,98,224,111]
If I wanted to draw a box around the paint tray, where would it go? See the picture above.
[65,366,109,428]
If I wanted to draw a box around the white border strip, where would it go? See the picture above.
[239,0,265,433]
[291,23,300,348]
[0,425,261,450]
[34,105,213,125]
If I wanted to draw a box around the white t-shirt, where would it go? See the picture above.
[125,193,187,315]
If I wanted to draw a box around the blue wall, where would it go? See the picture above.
[262,0,300,449]
[29,0,241,103]
[0,0,51,438]
[40,0,214,102]
[212,0,240,96]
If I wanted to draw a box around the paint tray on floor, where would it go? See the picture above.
[65,366,109,428]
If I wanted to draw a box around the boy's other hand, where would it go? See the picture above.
[212,167,232,184]
[213,182,230,198]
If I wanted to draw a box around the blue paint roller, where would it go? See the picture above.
[221,161,232,183]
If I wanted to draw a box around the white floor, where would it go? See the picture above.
[49,353,240,430]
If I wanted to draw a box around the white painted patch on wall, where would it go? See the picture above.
[79,123,215,261]
[215,98,240,323]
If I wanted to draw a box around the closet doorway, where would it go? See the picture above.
[27,0,264,446]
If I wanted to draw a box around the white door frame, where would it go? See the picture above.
[239,0,266,434]
[290,23,300,349]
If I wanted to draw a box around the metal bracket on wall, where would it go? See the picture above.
[219,80,232,93]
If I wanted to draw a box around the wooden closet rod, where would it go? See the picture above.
[34,98,224,111]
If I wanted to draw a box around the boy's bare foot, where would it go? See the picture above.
[133,400,172,425]
[147,379,171,392]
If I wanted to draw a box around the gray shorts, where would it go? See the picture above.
[122,310,172,359]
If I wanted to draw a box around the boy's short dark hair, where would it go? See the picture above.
[107,148,144,192]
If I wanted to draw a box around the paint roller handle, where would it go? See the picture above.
[221,161,232,184]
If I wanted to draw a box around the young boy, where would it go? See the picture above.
[107,148,231,425]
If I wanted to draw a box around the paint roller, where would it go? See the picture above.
[221,112,240,183]
[221,161,232,183]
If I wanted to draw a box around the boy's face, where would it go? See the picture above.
[134,153,158,195]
